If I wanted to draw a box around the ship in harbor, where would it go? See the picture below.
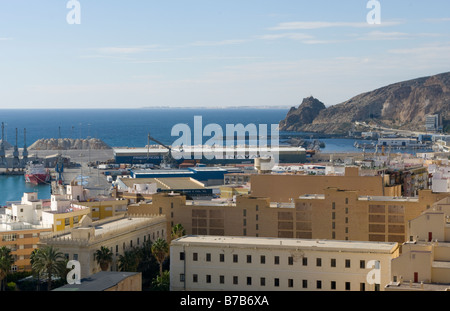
[24,161,51,184]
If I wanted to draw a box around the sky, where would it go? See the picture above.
[0,0,449,109]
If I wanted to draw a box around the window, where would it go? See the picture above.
[65,218,70,226]
[345,282,351,291]
[274,256,280,265]
[220,275,225,284]
[179,252,185,261]
[302,280,308,289]
[180,274,185,282]
[260,255,266,264]
[360,283,366,291]
[233,254,238,263]
[316,258,322,267]
[345,259,351,268]
[247,255,252,263]
[193,274,198,283]
[302,257,308,266]
[233,276,238,285]
[247,277,252,286]
[73,254,78,260]
[206,275,211,283]
[193,253,198,261]
[331,258,336,267]
[220,254,225,262]
[317,280,322,289]
[274,278,280,287]
[288,279,294,288]
[206,253,211,262]
[332,202,335,209]
[331,281,336,290]
[260,277,266,286]
[360,260,366,269]
[288,256,294,265]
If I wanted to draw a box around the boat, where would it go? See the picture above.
[25,161,51,184]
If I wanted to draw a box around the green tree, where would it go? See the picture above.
[0,246,15,291]
[136,240,159,287]
[31,246,67,291]
[151,270,170,291]
[151,238,169,277]
[171,224,186,241]
[94,246,113,271]
[118,249,139,272]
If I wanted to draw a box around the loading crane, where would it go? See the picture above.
[147,132,178,168]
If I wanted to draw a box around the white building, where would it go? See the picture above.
[170,235,399,291]
[39,214,167,278]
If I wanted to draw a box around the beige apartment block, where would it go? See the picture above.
[0,225,51,271]
[250,166,402,202]
[38,214,166,278]
[295,188,447,243]
[128,189,446,245]
[170,235,399,291]
[386,197,450,291]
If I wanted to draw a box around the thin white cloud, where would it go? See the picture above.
[269,20,403,30]
[359,31,442,41]
[257,33,313,41]
[89,45,169,55]
[190,39,247,47]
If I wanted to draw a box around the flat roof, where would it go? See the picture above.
[53,271,140,291]
[120,177,205,190]
[172,235,398,253]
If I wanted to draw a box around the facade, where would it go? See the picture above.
[0,224,51,271]
[38,214,167,278]
[250,166,402,202]
[386,197,450,290]
[294,188,446,243]
[170,235,399,291]
[128,189,446,245]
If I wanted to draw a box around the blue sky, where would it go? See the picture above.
[0,0,449,109]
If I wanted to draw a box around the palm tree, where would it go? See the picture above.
[151,238,169,277]
[94,246,113,272]
[118,249,139,272]
[0,246,15,291]
[171,224,186,241]
[31,246,66,291]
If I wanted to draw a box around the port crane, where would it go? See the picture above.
[147,132,178,168]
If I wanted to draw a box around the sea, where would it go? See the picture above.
[0,108,432,206]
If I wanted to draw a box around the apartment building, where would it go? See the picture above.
[170,235,399,291]
[0,223,51,271]
[250,166,402,202]
[294,188,446,243]
[38,214,166,278]
[128,188,446,244]
[386,197,450,290]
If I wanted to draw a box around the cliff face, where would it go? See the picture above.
[278,96,326,132]
[279,72,450,134]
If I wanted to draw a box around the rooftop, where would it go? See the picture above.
[53,271,141,291]
[172,235,398,253]
[119,177,205,190]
